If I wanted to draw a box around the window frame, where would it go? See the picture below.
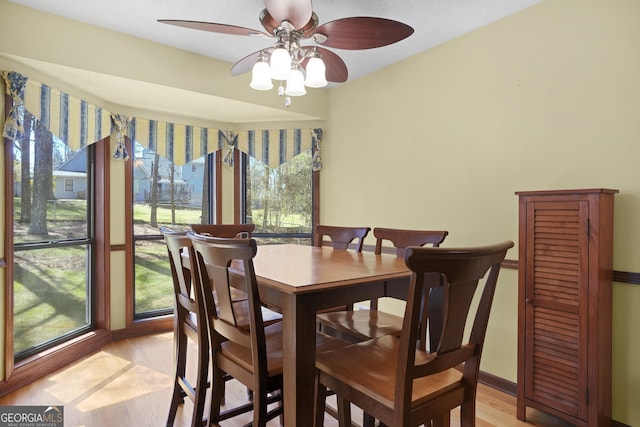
[2,92,111,395]
[235,149,320,241]
[12,142,95,361]
[124,144,221,331]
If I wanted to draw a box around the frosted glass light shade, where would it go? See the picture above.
[250,60,273,90]
[304,57,327,88]
[270,47,292,80]
[285,68,306,96]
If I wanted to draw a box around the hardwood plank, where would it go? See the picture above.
[0,333,574,426]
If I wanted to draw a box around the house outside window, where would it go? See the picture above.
[131,142,209,318]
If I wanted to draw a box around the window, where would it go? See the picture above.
[241,150,314,245]
[12,116,95,360]
[131,143,211,318]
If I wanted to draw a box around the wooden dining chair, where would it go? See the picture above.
[188,232,346,426]
[190,222,276,311]
[161,228,210,427]
[313,225,372,318]
[314,241,514,427]
[316,227,449,345]
[190,223,256,238]
[314,224,371,251]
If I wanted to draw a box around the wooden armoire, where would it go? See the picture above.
[515,189,617,427]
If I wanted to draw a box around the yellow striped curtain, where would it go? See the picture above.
[3,70,321,168]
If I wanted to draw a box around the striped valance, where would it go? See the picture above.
[126,118,223,166]
[3,70,112,150]
[3,71,322,168]
[237,129,313,167]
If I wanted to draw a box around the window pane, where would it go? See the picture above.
[13,245,90,356]
[14,135,89,245]
[12,118,93,359]
[134,239,174,314]
[132,143,207,317]
[132,145,206,236]
[245,152,313,241]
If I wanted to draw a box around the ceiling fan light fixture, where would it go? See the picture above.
[304,56,327,88]
[270,43,292,80]
[161,3,414,107]
[285,66,307,96]
[249,56,273,90]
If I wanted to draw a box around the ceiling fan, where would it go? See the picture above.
[159,0,413,104]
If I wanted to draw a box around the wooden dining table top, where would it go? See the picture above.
[237,243,411,294]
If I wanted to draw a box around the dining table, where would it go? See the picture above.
[238,243,411,426]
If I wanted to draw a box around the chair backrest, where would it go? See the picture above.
[395,241,513,423]
[374,227,449,257]
[187,231,269,384]
[314,225,371,252]
[372,227,449,321]
[161,228,202,318]
[190,223,256,238]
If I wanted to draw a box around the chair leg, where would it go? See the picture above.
[363,412,376,427]
[431,412,451,427]
[166,382,183,426]
[337,396,351,427]
[278,388,285,427]
[209,367,226,424]
[314,379,327,427]
[191,338,209,427]
[459,401,475,427]
[252,388,268,427]
[167,329,187,426]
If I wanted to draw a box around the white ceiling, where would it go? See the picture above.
[5,0,542,123]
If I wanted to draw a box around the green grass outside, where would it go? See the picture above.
[13,246,88,355]
[12,199,310,353]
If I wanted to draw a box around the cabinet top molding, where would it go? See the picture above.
[515,188,619,196]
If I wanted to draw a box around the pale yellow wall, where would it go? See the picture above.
[221,165,236,223]
[325,1,639,424]
[109,137,128,329]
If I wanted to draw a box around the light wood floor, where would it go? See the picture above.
[0,333,575,427]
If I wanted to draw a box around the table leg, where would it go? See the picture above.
[281,293,316,426]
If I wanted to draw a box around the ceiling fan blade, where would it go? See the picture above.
[158,19,270,37]
[310,17,414,50]
[230,50,268,76]
[308,47,348,83]
[264,0,313,29]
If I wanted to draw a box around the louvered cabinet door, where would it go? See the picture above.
[523,200,589,419]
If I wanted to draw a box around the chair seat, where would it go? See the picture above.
[316,335,463,409]
[222,322,348,377]
[186,298,282,334]
[231,300,283,329]
[316,309,403,342]
[221,321,285,376]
